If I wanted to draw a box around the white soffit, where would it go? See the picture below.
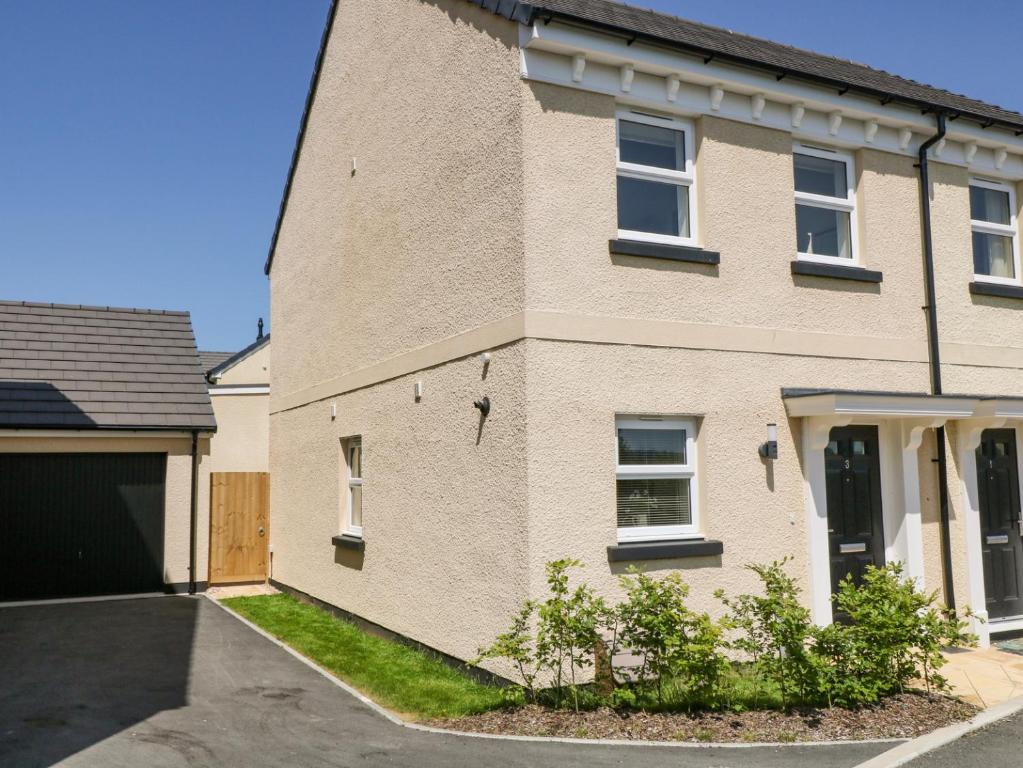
[519,22,1023,179]
[783,393,978,419]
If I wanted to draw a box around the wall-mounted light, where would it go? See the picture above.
[759,423,778,460]
[474,396,491,418]
[330,403,337,421]
[414,381,423,402]
[479,352,492,365]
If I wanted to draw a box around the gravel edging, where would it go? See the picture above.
[423,694,978,744]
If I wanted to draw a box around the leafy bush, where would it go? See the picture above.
[478,557,973,713]
[814,563,973,706]
[716,559,822,708]
[476,559,607,710]
[616,569,727,706]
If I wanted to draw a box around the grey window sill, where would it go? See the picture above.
[332,534,365,552]
[609,239,720,265]
[791,260,883,283]
[607,539,724,562]
[970,281,1023,300]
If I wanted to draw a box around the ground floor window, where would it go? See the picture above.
[342,436,363,538]
[615,416,699,542]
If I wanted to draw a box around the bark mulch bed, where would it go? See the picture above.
[424,692,978,743]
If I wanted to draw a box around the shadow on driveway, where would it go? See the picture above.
[0,597,196,767]
[1,596,892,768]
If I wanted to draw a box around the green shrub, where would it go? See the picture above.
[474,600,540,701]
[615,569,727,707]
[716,559,822,708]
[478,556,974,714]
[476,559,607,711]
[815,563,973,706]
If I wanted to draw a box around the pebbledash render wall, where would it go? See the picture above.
[269,0,1023,666]
[208,342,270,474]
[0,435,211,588]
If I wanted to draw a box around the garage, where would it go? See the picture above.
[0,301,216,602]
[0,453,167,601]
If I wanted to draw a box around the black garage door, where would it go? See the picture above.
[0,453,166,601]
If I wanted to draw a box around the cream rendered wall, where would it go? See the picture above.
[521,85,931,343]
[0,435,211,587]
[216,342,269,386]
[523,339,941,612]
[269,0,527,404]
[931,165,1023,350]
[208,395,269,473]
[270,345,529,665]
[209,342,270,473]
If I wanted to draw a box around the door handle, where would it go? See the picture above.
[258,527,265,537]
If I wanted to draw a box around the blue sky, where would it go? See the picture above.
[2,1,1021,351]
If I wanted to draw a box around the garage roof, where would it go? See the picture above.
[0,301,217,431]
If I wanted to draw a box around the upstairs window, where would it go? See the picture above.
[615,416,700,542]
[970,180,1020,284]
[794,145,858,265]
[616,112,697,246]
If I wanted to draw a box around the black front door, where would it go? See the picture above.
[977,429,1023,620]
[825,425,885,596]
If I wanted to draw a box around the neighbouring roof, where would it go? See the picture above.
[0,301,217,431]
[473,0,1023,131]
[205,333,270,382]
[199,350,234,373]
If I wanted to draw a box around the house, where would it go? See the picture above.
[264,0,1023,663]
[0,300,216,601]
[204,328,270,475]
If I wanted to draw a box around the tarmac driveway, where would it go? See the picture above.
[0,596,893,768]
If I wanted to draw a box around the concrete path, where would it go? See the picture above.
[900,709,1023,767]
[941,645,1023,708]
[0,596,891,768]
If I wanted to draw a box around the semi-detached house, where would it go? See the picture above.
[265,0,1023,664]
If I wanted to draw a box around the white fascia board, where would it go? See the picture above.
[784,393,978,419]
[519,23,1023,179]
[209,385,270,396]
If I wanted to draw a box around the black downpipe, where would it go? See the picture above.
[188,430,200,596]
[917,113,955,610]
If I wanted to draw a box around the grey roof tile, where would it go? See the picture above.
[0,300,216,431]
[472,0,1023,130]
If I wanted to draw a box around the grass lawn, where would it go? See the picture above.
[220,593,507,719]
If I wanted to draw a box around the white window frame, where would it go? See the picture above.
[342,437,363,538]
[793,143,861,267]
[615,415,701,543]
[616,110,698,248]
[970,177,1022,286]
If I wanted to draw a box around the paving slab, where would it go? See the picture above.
[0,596,891,768]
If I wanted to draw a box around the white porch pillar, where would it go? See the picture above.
[803,415,851,627]
[956,418,1006,648]
[899,419,944,588]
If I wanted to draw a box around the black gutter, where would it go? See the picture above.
[509,6,1023,137]
[188,430,200,596]
[916,112,955,610]
[264,0,339,276]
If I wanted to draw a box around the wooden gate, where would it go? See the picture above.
[209,472,269,585]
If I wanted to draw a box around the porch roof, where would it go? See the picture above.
[781,389,1023,420]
